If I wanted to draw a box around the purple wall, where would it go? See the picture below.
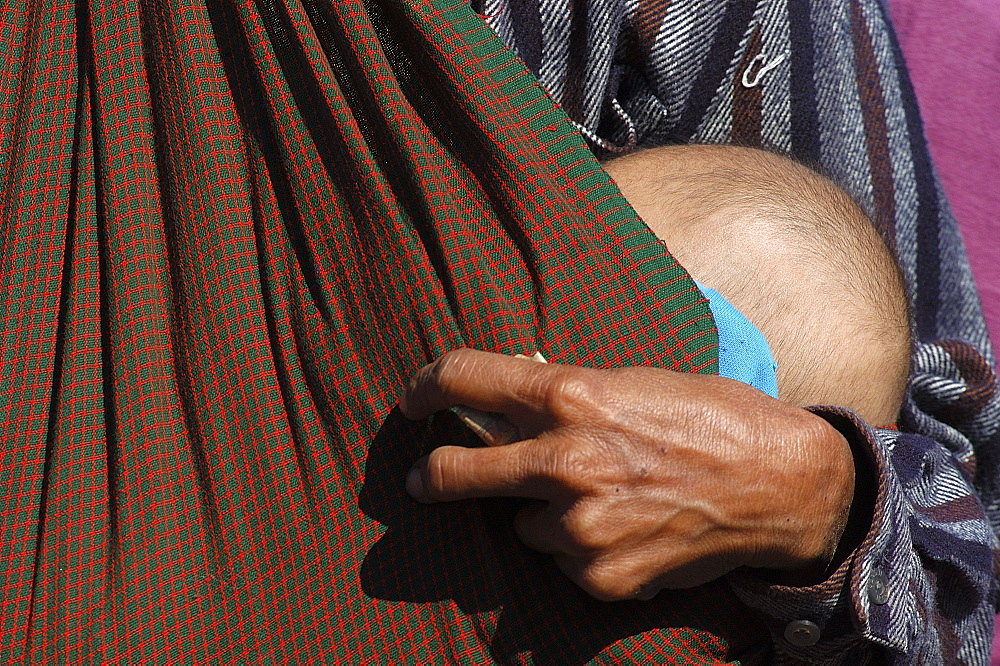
[886,2,1000,661]
[888,0,1000,357]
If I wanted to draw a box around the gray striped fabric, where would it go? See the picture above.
[476,0,1000,662]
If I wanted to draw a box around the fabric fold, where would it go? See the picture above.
[1,0,728,661]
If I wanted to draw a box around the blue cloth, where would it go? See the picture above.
[697,283,779,399]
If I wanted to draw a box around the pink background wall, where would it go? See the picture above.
[886,1,1000,661]
[888,0,1000,356]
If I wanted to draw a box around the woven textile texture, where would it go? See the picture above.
[479,0,1000,662]
[0,0,748,661]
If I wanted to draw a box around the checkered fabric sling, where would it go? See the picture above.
[0,0,777,661]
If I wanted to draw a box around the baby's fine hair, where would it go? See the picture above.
[607,144,912,423]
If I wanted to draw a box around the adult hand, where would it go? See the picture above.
[399,348,855,600]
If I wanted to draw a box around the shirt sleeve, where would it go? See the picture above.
[476,0,1000,661]
[731,408,998,663]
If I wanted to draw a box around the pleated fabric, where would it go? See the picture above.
[0,0,760,661]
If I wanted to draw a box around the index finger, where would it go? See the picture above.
[399,348,556,421]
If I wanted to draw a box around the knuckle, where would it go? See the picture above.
[561,506,614,553]
[545,434,626,495]
[405,351,473,417]
[542,371,599,423]
[539,439,608,496]
[548,440,593,482]
[576,564,635,602]
[422,448,458,500]
[431,349,474,394]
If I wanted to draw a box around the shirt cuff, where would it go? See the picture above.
[727,407,909,661]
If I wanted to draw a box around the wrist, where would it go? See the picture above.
[807,408,877,571]
[761,408,876,587]
[751,409,858,585]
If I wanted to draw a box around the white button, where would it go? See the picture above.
[784,620,821,647]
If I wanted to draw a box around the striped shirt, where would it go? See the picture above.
[479,0,1000,662]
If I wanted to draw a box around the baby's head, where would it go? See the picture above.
[605,144,911,425]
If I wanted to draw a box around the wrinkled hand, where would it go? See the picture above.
[399,348,855,600]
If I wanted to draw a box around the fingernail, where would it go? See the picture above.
[406,467,425,500]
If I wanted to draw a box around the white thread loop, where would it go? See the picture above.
[571,98,637,154]
[741,52,788,88]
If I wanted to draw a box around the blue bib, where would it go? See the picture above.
[698,283,779,399]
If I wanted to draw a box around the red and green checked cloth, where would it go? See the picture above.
[0,0,764,660]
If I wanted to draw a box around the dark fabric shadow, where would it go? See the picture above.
[358,409,771,663]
